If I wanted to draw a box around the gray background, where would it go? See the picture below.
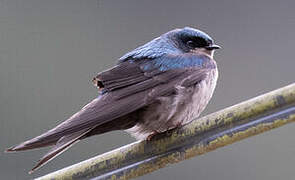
[1,0,294,179]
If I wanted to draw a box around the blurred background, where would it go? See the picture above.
[0,0,294,179]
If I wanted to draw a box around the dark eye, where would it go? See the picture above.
[185,37,209,49]
[186,40,196,48]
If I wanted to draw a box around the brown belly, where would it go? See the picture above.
[126,69,218,140]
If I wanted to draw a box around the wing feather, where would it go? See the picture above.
[8,54,215,153]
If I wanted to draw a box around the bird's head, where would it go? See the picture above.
[119,27,220,62]
[165,27,221,58]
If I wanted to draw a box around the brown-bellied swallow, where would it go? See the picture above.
[6,27,220,173]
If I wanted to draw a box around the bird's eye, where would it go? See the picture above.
[186,40,196,48]
[185,37,209,49]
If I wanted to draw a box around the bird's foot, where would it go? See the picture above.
[175,121,183,129]
[165,122,183,136]
[146,123,184,141]
[146,130,160,141]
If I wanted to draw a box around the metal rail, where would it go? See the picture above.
[36,83,295,180]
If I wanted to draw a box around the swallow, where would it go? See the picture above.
[6,27,220,173]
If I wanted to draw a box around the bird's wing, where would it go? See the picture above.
[37,54,214,139]
[93,53,214,97]
[7,54,215,172]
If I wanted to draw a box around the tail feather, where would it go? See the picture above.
[5,122,89,152]
[6,127,68,152]
[6,136,58,152]
[4,106,139,172]
[28,127,93,174]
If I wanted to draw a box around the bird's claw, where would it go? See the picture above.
[146,131,159,141]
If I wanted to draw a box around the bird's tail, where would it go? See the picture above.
[5,127,93,173]
[6,133,58,152]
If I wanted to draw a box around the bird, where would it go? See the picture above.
[6,27,220,173]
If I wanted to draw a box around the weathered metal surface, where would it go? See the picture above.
[36,83,295,180]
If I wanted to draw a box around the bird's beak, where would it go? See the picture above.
[205,44,221,50]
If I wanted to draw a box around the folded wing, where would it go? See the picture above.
[6,54,214,172]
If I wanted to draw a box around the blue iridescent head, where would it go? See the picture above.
[119,27,220,62]
[166,27,220,53]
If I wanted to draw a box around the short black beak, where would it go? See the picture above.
[205,44,221,50]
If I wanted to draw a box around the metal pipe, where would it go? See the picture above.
[36,83,295,180]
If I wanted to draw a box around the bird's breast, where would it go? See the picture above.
[126,67,218,140]
[186,68,218,122]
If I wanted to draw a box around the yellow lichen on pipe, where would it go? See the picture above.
[112,113,295,180]
[36,83,295,180]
